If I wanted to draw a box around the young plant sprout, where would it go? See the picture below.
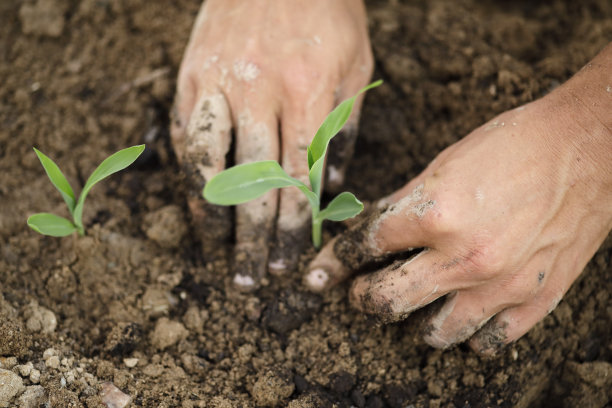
[27,145,145,237]
[203,80,382,248]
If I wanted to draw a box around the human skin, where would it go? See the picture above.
[306,43,612,353]
[171,0,373,290]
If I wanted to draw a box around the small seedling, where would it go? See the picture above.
[203,80,382,248]
[27,145,145,237]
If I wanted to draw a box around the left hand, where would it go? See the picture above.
[171,0,373,290]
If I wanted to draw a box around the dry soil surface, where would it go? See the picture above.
[1,0,611,407]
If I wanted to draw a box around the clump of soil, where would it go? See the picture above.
[1,0,611,407]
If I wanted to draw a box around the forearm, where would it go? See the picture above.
[547,43,612,198]
[563,42,612,133]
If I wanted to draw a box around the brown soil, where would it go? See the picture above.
[1,0,611,407]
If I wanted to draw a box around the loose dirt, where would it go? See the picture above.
[1,0,611,407]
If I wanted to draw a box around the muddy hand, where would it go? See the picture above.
[171,0,373,290]
[306,44,612,353]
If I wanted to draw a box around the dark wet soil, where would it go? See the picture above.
[1,0,611,407]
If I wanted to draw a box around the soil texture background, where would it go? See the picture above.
[1,0,611,407]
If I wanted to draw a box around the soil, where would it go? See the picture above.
[1,0,611,407]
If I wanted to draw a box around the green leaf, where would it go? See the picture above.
[73,145,145,232]
[27,213,77,237]
[33,148,76,215]
[297,185,320,212]
[204,161,308,205]
[308,79,382,169]
[316,192,364,222]
[308,157,325,198]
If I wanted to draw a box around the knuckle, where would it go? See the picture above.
[418,198,460,236]
[424,329,453,349]
[466,243,506,275]
[177,62,199,92]
[362,50,375,76]
[282,60,320,101]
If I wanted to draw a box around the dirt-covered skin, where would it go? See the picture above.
[1,0,611,407]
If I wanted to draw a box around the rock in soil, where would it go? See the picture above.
[100,382,131,408]
[1,0,612,406]
[0,369,25,407]
[15,385,46,408]
[23,302,58,333]
[150,317,188,350]
[251,367,295,407]
[143,205,188,248]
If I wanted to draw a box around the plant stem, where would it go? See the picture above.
[312,218,322,249]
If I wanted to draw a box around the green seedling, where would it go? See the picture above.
[27,145,145,237]
[204,80,382,248]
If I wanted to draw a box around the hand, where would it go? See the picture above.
[305,45,612,353]
[171,0,373,290]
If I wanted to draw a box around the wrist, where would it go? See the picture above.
[541,44,612,202]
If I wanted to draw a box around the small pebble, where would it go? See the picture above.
[245,297,262,321]
[42,348,57,360]
[45,356,60,369]
[0,357,18,370]
[141,288,173,317]
[251,368,294,407]
[65,370,76,384]
[24,304,57,333]
[100,382,131,408]
[16,385,45,408]
[17,362,33,377]
[123,358,139,368]
[150,318,188,350]
[0,369,25,406]
[29,369,40,384]
[182,306,204,334]
[143,205,188,248]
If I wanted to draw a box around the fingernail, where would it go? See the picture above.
[469,321,508,356]
[233,273,256,289]
[470,339,498,356]
[423,331,452,349]
[268,259,287,276]
[304,268,329,291]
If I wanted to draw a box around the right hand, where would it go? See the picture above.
[305,71,612,353]
[171,0,373,290]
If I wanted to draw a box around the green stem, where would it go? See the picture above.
[75,219,85,236]
[312,218,322,249]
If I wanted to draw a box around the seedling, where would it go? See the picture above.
[204,80,382,248]
[27,145,145,237]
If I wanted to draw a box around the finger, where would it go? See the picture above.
[422,289,511,349]
[179,92,233,255]
[231,101,280,291]
[170,72,197,162]
[469,287,565,355]
[304,236,344,290]
[269,92,336,275]
[325,60,373,193]
[349,249,470,324]
[304,180,433,292]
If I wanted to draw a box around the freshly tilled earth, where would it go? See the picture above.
[1,0,611,407]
